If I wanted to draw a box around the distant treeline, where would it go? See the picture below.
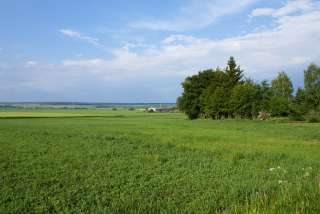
[177,57,320,122]
[0,103,176,109]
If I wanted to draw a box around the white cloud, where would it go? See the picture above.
[63,3,320,82]
[130,0,260,31]
[59,29,103,47]
[250,0,316,17]
[3,0,320,101]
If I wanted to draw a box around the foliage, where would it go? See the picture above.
[270,96,290,117]
[289,88,307,121]
[178,69,218,119]
[269,72,293,117]
[259,80,273,112]
[229,81,262,119]
[201,86,229,119]
[304,64,320,110]
[178,57,319,121]
[199,69,230,118]
[271,71,293,98]
[225,56,244,87]
[179,57,244,119]
[305,109,320,123]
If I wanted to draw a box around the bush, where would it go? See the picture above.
[289,112,305,121]
[112,108,117,111]
[270,96,290,116]
[128,107,135,111]
[305,110,320,123]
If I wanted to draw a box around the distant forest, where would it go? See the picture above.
[177,57,320,122]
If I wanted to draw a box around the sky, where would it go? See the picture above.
[1,0,320,102]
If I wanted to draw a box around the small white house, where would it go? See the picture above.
[146,107,172,113]
[147,107,157,112]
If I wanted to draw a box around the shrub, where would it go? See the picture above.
[289,112,305,121]
[112,108,117,111]
[270,96,290,116]
[305,110,320,123]
[128,107,135,111]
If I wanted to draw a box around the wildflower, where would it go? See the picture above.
[269,168,275,171]
[277,166,281,169]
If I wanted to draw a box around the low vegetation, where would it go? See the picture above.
[177,57,320,121]
[0,109,319,213]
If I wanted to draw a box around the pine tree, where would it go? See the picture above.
[225,56,244,87]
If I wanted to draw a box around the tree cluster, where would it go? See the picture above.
[177,57,320,121]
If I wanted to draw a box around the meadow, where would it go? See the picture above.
[0,109,320,213]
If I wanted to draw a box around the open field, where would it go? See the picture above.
[0,109,320,213]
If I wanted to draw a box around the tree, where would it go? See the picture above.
[270,72,293,117]
[178,75,202,119]
[199,58,244,119]
[200,69,229,118]
[229,81,262,118]
[179,69,217,119]
[176,96,184,112]
[270,96,290,117]
[259,80,273,112]
[304,64,320,110]
[178,60,320,121]
[201,87,229,119]
[178,58,249,119]
[225,56,244,87]
[271,71,293,99]
[290,88,307,120]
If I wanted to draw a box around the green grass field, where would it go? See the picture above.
[0,109,320,213]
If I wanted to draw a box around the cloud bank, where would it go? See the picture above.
[2,0,320,102]
[64,1,320,80]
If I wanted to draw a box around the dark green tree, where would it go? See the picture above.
[179,58,247,119]
[177,58,320,121]
[225,56,244,87]
[289,88,307,120]
[201,87,229,119]
[270,96,290,116]
[259,80,273,112]
[229,81,262,118]
[179,69,218,119]
[304,64,320,110]
[200,69,229,118]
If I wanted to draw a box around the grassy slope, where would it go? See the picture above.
[0,109,319,213]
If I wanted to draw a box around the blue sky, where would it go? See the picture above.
[1,0,320,102]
